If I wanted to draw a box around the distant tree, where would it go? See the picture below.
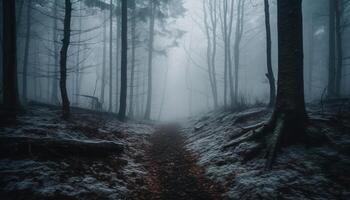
[51,0,59,104]
[2,0,21,111]
[118,0,128,121]
[233,0,245,104]
[59,0,72,119]
[108,0,113,112]
[128,1,137,117]
[263,0,276,107]
[144,0,155,120]
[22,0,33,104]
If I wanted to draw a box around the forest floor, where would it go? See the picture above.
[0,100,350,200]
[130,125,227,200]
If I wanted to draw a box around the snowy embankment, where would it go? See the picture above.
[183,105,350,200]
[0,104,154,199]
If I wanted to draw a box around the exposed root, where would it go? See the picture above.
[223,125,267,150]
[264,119,284,170]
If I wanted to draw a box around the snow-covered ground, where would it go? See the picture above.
[0,105,154,199]
[183,106,350,200]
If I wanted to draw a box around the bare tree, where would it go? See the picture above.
[118,0,128,121]
[263,0,276,107]
[59,0,72,119]
[144,0,155,120]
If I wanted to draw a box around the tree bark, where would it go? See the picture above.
[263,0,276,107]
[144,0,155,120]
[265,0,307,169]
[2,0,21,111]
[118,0,128,121]
[59,0,72,119]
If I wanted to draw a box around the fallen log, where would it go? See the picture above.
[0,136,123,159]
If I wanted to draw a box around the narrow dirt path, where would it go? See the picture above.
[131,125,226,200]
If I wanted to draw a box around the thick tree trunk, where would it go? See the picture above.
[263,0,276,108]
[118,0,128,121]
[129,5,136,117]
[59,0,72,119]
[144,0,155,120]
[2,0,21,111]
[327,0,336,97]
[265,0,307,169]
[109,0,113,112]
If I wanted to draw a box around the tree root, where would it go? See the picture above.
[264,119,284,170]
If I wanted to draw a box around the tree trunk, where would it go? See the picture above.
[264,0,276,107]
[233,0,245,104]
[22,0,32,104]
[129,4,136,117]
[265,0,307,169]
[51,0,59,104]
[327,0,336,97]
[118,0,128,121]
[308,16,314,98]
[2,0,21,111]
[109,0,113,112]
[144,0,155,120]
[75,1,82,105]
[115,1,121,113]
[59,0,72,119]
[100,10,107,108]
[335,0,343,96]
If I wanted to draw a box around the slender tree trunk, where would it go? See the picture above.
[109,0,113,112]
[144,0,155,120]
[118,0,128,121]
[264,0,276,107]
[209,0,218,108]
[22,0,32,104]
[51,0,59,104]
[59,0,72,119]
[2,0,21,111]
[308,17,314,98]
[335,0,343,96]
[100,10,107,107]
[75,1,82,105]
[203,0,217,109]
[327,0,336,97]
[129,5,136,117]
[233,0,245,104]
[115,0,121,113]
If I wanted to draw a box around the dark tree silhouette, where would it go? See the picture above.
[327,0,336,97]
[118,0,128,121]
[2,0,21,111]
[263,0,276,107]
[264,0,307,169]
[59,0,72,119]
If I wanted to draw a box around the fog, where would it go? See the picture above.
[1,0,350,121]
